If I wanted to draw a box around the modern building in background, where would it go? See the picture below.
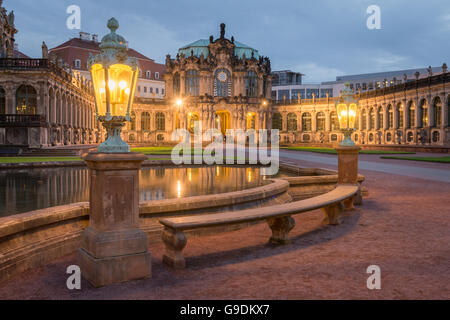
[49,32,166,99]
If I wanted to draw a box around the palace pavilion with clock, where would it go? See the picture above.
[163,23,273,135]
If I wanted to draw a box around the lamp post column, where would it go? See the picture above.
[79,152,151,287]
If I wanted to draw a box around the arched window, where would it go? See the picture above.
[361,110,367,130]
[214,69,231,97]
[141,112,150,131]
[287,113,297,132]
[369,108,375,130]
[316,112,325,131]
[156,112,165,131]
[408,101,415,128]
[16,85,37,115]
[129,112,136,131]
[398,103,404,128]
[419,99,428,127]
[173,73,180,96]
[185,70,199,96]
[378,107,384,129]
[301,113,312,132]
[272,113,282,130]
[387,105,393,129]
[433,97,442,127]
[0,87,5,114]
[330,111,339,131]
[246,71,258,97]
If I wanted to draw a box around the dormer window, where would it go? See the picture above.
[155,72,160,79]
[74,59,81,69]
[146,70,151,79]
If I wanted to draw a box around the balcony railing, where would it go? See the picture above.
[0,58,49,69]
[0,114,46,127]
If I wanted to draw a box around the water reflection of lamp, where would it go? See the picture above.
[177,180,182,198]
[88,18,139,153]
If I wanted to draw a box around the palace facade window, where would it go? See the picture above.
[185,69,199,96]
[378,107,384,129]
[287,113,297,132]
[420,100,428,127]
[387,105,393,129]
[398,104,404,128]
[330,111,339,131]
[16,85,37,115]
[156,112,165,131]
[146,71,151,79]
[272,113,282,130]
[301,113,311,132]
[129,112,136,131]
[246,71,258,97]
[316,112,325,131]
[141,112,150,131]
[433,97,442,127]
[173,73,180,96]
[155,72,160,79]
[0,87,5,114]
[361,110,367,130]
[369,108,375,130]
[408,101,415,128]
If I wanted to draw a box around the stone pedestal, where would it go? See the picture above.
[78,152,151,287]
[336,146,360,210]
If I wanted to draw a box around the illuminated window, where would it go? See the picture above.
[16,85,37,115]
[301,113,311,131]
[287,113,297,131]
[141,112,150,131]
[272,113,282,130]
[316,112,325,131]
[156,112,165,131]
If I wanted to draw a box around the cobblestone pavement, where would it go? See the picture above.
[0,153,448,299]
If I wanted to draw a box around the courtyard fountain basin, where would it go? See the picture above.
[0,162,366,282]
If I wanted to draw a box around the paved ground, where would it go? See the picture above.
[0,151,448,299]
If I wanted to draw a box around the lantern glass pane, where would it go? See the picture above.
[107,64,135,117]
[349,103,357,129]
[91,63,106,116]
[337,103,348,129]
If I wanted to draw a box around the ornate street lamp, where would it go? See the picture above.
[80,18,150,287]
[336,83,358,146]
[88,17,139,152]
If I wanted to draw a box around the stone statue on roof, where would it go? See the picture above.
[220,23,225,39]
[7,10,14,26]
[42,41,48,59]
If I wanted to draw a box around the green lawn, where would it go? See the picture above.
[0,156,83,163]
[282,147,416,155]
[380,156,450,163]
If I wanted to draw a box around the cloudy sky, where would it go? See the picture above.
[8,0,450,83]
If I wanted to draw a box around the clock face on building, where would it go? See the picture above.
[217,71,228,82]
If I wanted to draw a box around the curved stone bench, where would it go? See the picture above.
[160,184,359,269]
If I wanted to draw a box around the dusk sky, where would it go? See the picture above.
[8,0,450,83]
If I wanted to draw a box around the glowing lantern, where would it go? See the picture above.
[336,83,359,146]
[88,18,139,152]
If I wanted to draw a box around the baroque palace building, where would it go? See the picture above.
[274,66,450,146]
[0,0,449,150]
[123,23,272,143]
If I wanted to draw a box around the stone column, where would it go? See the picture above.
[79,152,151,287]
[336,145,361,209]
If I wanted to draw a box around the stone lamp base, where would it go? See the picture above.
[78,152,151,287]
[336,145,361,210]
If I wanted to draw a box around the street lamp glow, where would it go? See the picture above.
[176,99,183,107]
[336,83,358,147]
[88,17,139,153]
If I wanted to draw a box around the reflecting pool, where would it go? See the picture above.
[0,166,294,217]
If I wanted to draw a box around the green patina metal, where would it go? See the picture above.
[178,39,260,59]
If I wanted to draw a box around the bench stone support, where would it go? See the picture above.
[162,227,187,269]
[267,216,296,244]
[322,202,344,225]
